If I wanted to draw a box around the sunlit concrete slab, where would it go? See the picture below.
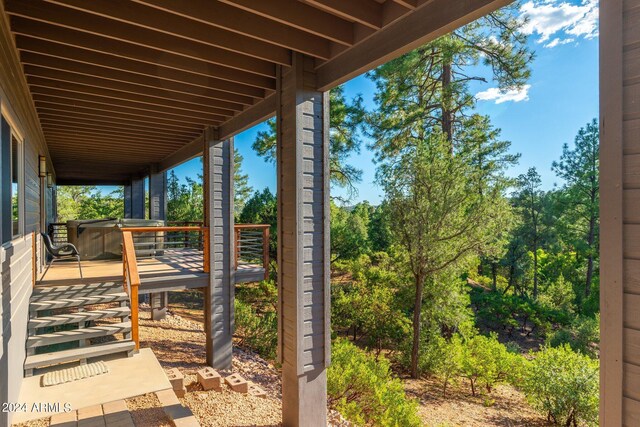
[13,348,171,423]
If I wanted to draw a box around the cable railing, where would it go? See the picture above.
[121,226,210,274]
[47,222,68,245]
[48,221,270,279]
[234,224,270,280]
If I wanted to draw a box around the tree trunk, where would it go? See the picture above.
[441,60,453,153]
[533,240,538,299]
[411,274,426,379]
[585,198,597,298]
[491,262,498,291]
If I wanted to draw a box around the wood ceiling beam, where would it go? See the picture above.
[303,0,411,29]
[9,17,275,90]
[16,38,265,100]
[133,0,332,59]
[46,138,176,152]
[218,94,276,140]
[23,64,245,113]
[36,110,202,135]
[21,52,255,108]
[316,0,512,90]
[217,0,354,46]
[34,103,205,132]
[392,0,418,9]
[32,96,217,128]
[56,177,131,186]
[303,0,384,29]
[157,135,204,172]
[39,117,199,140]
[27,76,234,118]
[46,0,291,66]
[42,127,188,146]
[5,0,276,78]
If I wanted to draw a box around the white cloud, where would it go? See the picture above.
[520,0,598,47]
[476,85,532,104]
[544,37,575,48]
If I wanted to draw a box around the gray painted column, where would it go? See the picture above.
[149,166,168,320]
[124,178,145,219]
[203,127,235,369]
[277,53,331,427]
[149,167,167,221]
[123,184,132,219]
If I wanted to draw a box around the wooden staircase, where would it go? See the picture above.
[25,283,136,377]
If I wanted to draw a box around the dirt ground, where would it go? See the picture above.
[405,376,550,427]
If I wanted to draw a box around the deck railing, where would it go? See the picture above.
[169,221,271,280]
[48,222,68,245]
[122,230,140,350]
[121,226,210,273]
[48,221,270,278]
[234,224,270,280]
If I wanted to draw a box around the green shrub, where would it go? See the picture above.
[522,345,599,426]
[328,339,421,426]
[539,274,575,313]
[457,333,522,396]
[234,299,277,360]
[547,314,599,358]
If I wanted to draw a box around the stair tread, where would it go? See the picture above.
[30,293,129,311]
[29,307,131,329]
[31,283,123,300]
[24,340,135,369]
[27,321,132,348]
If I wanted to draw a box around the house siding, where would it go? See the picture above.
[604,0,640,424]
[624,0,640,423]
[0,1,52,424]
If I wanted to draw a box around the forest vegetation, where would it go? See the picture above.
[56,4,599,426]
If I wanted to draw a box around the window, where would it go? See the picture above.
[11,134,22,238]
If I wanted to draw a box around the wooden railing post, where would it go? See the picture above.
[235,228,240,267]
[122,231,141,351]
[263,226,270,280]
[203,227,210,273]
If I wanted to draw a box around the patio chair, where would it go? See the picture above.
[40,232,83,280]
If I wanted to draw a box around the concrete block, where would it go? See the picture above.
[197,367,221,391]
[174,386,187,398]
[50,410,77,427]
[248,382,267,398]
[166,368,184,390]
[224,373,248,393]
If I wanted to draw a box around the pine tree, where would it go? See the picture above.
[552,119,599,298]
[252,85,364,198]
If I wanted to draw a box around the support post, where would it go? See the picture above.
[203,127,235,369]
[149,166,167,221]
[124,178,146,219]
[149,166,168,320]
[277,53,330,427]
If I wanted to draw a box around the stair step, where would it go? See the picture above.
[27,321,131,348]
[31,283,123,302]
[29,307,131,329]
[30,292,129,312]
[24,340,135,370]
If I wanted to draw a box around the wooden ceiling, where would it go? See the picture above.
[2,0,507,184]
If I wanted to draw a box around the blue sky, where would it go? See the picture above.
[167,0,600,206]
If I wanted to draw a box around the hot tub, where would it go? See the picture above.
[67,219,165,260]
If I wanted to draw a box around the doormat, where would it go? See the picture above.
[41,361,109,386]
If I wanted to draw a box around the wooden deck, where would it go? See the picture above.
[38,249,265,292]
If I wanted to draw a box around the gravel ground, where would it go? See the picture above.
[127,393,172,427]
[138,306,350,427]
